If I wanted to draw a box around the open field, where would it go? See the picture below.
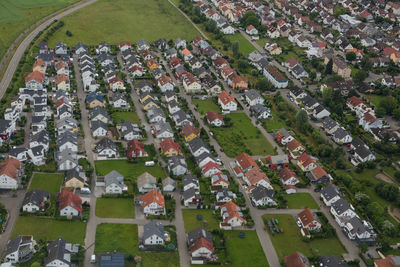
[29,173,64,194]
[111,111,140,124]
[95,223,179,267]
[225,34,256,55]
[263,109,286,132]
[95,198,135,218]
[12,216,86,244]
[95,160,166,180]
[47,0,200,47]
[192,98,221,115]
[263,214,346,260]
[213,112,275,157]
[224,230,269,267]
[182,209,220,232]
[0,0,79,60]
[284,193,319,209]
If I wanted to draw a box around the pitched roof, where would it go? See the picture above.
[189,237,214,253]
[235,152,257,170]
[0,158,23,180]
[160,138,182,154]
[284,251,311,267]
[25,71,45,84]
[142,189,165,208]
[298,208,318,227]
[58,190,82,212]
[278,167,297,182]
[206,111,223,123]
[181,124,200,138]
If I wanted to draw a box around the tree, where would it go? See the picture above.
[325,59,333,75]
[351,69,367,84]
[381,220,396,236]
[205,20,217,33]
[346,52,356,61]
[65,30,72,37]
[358,243,368,254]
[309,71,316,81]
[232,41,240,58]
[295,110,308,132]
[241,11,259,27]
[31,263,41,267]
[360,56,372,71]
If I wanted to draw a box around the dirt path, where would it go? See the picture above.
[376,173,395,184]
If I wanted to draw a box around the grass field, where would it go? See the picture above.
[225,34,256,55]
[95,223,179,267]
[0,0,79,60]
[284,193,319,209]
[47,0,200,47]
[95,198,135,218]
[263,109,286,132]
[365,94,388,108]
[225,231,269,267]
[12,216,86,244]
[213,113,275,157]
[95,160,166,180]
[29,173,64,194]
[263,214,346,260]
[192,98,221,115]
[182,209,220,232]
[111,111,140,124]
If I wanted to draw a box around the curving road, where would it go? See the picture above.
[0,0,98,100]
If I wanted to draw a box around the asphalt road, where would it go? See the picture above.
[0,0,98,100]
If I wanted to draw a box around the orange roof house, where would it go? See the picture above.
[141,189,165,215]
[181,124,200,142]
[235,152,257,172]
[160,138,182,157]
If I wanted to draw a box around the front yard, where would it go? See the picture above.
[111,111,140,124]
[95,223,179,267]
[224,230,269,267]
[225,34,256,55]
[213,112,276,157]
[263,214,346,260]
[95,160,166,181]
[283,193,319,209]
[12,216,86,244]
[182,209,220,232]
[29,172,64,194]
[95,198,135,218]
[192,98,221,115]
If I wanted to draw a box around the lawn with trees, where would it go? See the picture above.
[213,112,276,157]
[192,98,221,114]
[263,214,346,260]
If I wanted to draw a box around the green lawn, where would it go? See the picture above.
[111,111,140,124]
[255,38,269,48]
[29,172,64,194]
[182,209,220,232]
[263,214,346,260]
[95,160,166,180]
[213,112,276,157]
[192,98,221,115]
[12,216,86,244]
[365,94,388,107]
[95,198,135,218]
[225,231,269,267]
[47,0,200,47]
[0,0,79,60]
[263,109,286,132]
[284,193,319,209]
[95,223,179,267]
[225,34,256,55]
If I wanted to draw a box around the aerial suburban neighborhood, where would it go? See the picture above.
[0,0,400,266]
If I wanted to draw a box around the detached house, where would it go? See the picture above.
[218,91,237,113]
[0,158,23,190]
[206,111,224,127]
[5,235,35,264]
[321,185,341,206]
[331,198,357,227]
[142,189,166,216]
[244,89,264,106]
[297,153,317,172]
[246,25,258,35]
[278,167,299,186]
[94,138,119,159]
[126,139,147,159]
[160,138,182,157]
[137,172,157,193]
[297,208,322,231]
[220,201,246,229]
[58,190,82,217]
[105,170,126,194]
[44,237,79,267]
[22,190,50,213]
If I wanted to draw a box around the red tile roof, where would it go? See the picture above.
[278,167,297,182]
[190,237,214,253]
[57,74,69,84]
[235,152,257,171]
[298,208,317,227]
[160,138,182,154]
[181,124,200,139]
[0,158,23,181]
[206,111,223,123]
[58,190,82,212]
[25,71,45,84]
[142,189,165,208]
[218,91,236,106]
[244,167,271,186]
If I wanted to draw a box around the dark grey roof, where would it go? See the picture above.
[95,138,117,152]
[182,187,198,201]
[137,39,150,49]
[182,175,199,188]
[31,145,45,156]
[30,129,49,144]
[216,189,235,202]
[320,255,348,267]
[45,237,70,265]
[354,145,372,159]
[301,95,317,108]
[65,169,85,183]
[331,198,352,215]
[91,120,108,132]
[321,185,340,202]
[9,147,27,157]
[351,138,367,149]
[250,104,270,116]
[168,155,187,169]
[188,137,209,153]
[313,104,325,114]
[98,253,125,267]
[6,236,24,255]
[32,116,46,124]
[195,152,215,165]
[290,86,305,97]
[251,185,274,201]
[187,227,212,245]
[322,117,338,130]
[57,131,78,146]
[292,64,306,76]
[22,190,50,207]
[333,127,350,140]
[143,220,164,240]
[89,107,111,121]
